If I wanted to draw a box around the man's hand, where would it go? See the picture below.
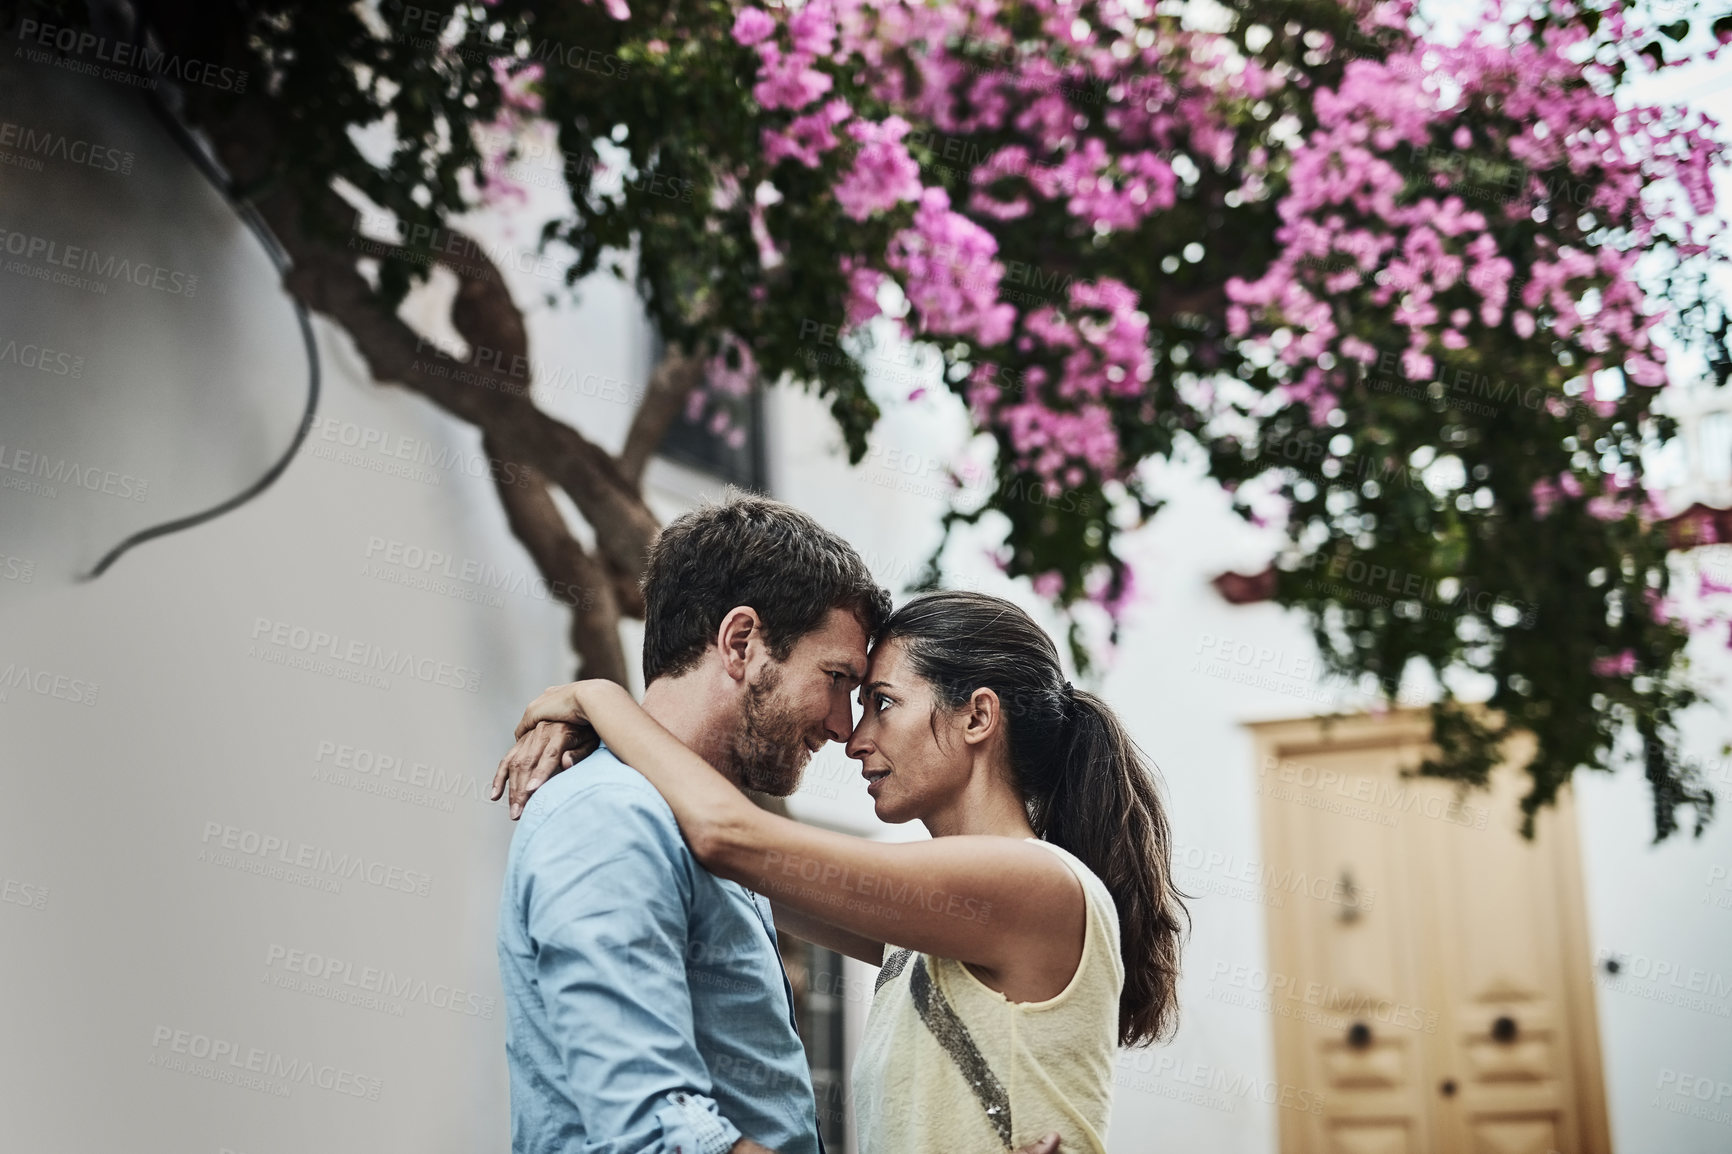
[490,720,599,820]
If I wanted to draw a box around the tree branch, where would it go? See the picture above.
[181,95,661,677]
[279,198,661,578]
[483,443,630,684]
[618,345,705,486]
[190,92,659,579]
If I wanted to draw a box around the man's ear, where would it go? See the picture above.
[960,687,1001,746]
[716,605,762,683]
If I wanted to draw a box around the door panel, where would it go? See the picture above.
[1468,1116,1557,1154]
[1250,713,1611,1154]
[1258,732,1440,1152]
[1328,1120,1417,1154]
[1409,737,1590,1154]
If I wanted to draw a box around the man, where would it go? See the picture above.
[491,494,890,1154]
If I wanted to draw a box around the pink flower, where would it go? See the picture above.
[1086,564,1139,619]
[754,56,834,111]
[1225,10,1714,459]
[1626,354,1667,387]
[763,100,852,169]
[1341,336,1378,363]
[1587,495,1629,522]
[1591,650,1638,678]
[996,401,1121,479]
[491,59,545,115]
[836,117,923,220]
[706,333,758,398]
[1032,571,1064,599]
[788,1,836,57]
[1531,476,1559,518]
[732,9,776,46]
[840,255,885,328]
[561,0,629,17]
[887,187,1015,346]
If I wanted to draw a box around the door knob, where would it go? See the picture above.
[1491,1015,1518,1043]
[1346,1021,1373,1049]
[1439,1078,1458,1097]
[1336,867,1364,923]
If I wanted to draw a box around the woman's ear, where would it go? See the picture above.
[716,605,761,682]
[960,686,1001,746]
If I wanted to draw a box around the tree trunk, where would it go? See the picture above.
[178,96,700,681]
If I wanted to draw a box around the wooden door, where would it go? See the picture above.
[1248,712,1611,1154]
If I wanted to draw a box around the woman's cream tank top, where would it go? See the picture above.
[849,838,1125,1154]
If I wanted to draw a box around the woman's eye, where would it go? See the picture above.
[875,693,893,711]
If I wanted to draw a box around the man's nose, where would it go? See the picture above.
[824,694,853,743]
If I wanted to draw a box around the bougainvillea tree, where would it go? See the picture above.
[11,0,1728,838]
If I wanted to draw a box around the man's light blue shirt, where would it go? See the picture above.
[498,744,822,1154]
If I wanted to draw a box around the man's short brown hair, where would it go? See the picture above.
[640,494,892,684]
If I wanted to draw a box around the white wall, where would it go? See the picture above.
[1574,593,1732,1153]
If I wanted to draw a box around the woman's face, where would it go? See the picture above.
[845,638,970,824]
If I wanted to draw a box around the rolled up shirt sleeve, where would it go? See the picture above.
[522,782,746,1154]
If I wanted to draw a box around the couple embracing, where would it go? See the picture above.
[491,495,1187,1154]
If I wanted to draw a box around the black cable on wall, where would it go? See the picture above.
[81,1,320,579]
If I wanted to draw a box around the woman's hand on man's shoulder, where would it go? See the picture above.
[490,719,601,819]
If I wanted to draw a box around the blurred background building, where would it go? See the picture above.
[4,39,1732,1154]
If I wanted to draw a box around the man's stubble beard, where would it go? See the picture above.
[729,663,816,797]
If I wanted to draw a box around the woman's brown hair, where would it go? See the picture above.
[878,590,1189,1046]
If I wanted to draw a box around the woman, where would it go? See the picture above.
[514,591,1188,1154]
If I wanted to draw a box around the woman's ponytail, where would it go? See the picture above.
[1040,687,1187,1046]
